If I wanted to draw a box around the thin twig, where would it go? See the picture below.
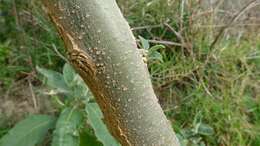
[52,43,68,62]
[163,22,186,47]
[200,78,214,98]
[209,0,258,50]
[137,39,183,47]
[28,79,38,110]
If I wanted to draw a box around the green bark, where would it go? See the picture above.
[42,0,180,145]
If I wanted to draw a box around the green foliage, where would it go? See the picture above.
[175,112,214,146]
[0,0,65,89]
[62,64,91,100]
[85,103,120,146]
[37,66,70,94]
[139,36,150,50]
[79,130,103,146]
[148,44,165,63]
[0,42,12,87]
[0,63,119,146]
[51,108,83,146]
[37,63,119,146]
[63,63,76,86]
[0,115,55,146]
[37,64,91,102]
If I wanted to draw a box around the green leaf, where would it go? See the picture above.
[63,63,77,86]
[36,66,69,93]
[80,130,103,146]
[176,133,189,146]
[192,112,203,127]
[51,108,83,146]
[196,123,214,136]
[85,103,120,146]
[71,84,90,100]
[180,129,195,139]
[147,45,164,63]
[139,36,150,50]
[0,115,55,146]
[147,45,165,63]
[63,63,91,100]
[149,45,165,51]
[71,75,91,101]
[148,51,163,63]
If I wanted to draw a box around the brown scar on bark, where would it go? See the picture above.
[47,13,97,77]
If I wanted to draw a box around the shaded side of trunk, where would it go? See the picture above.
[42,0,179,145]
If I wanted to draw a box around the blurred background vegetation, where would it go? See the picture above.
[0,0,260,145]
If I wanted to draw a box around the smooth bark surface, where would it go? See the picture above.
[42,0,180,145]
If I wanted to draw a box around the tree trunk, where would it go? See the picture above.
[42,0,180,145]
